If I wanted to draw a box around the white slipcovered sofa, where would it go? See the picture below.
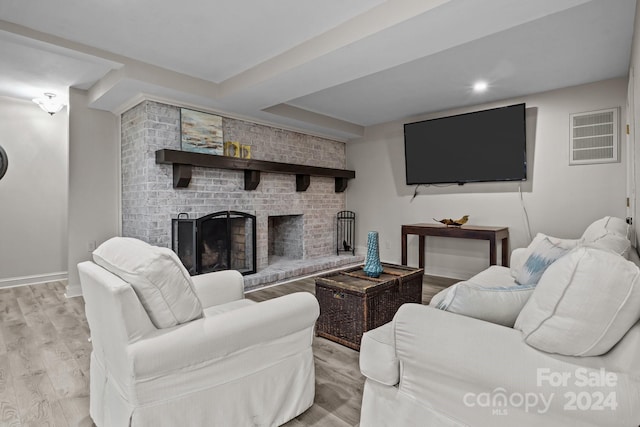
[359,217,640,426]
[78,237,319,427]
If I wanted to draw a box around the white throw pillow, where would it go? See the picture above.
[583,232,630,258]
[93,237,203,329]
[515,247,640,356]
[581,216,628,241]
[510,233,578,279]
[515,236,570,286]
[430,281,536,327]
[580,216,630,258]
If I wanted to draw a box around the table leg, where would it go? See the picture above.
[489,237,497,265]
[419,236,425,268]
[401,232,408,265]
[502,237,510,267]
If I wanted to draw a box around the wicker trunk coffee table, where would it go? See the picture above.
[315,263,424,350]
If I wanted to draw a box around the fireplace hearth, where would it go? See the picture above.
[172,211,256,275]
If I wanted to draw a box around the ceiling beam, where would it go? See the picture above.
[219,0,452,98]
[263,103,364,137]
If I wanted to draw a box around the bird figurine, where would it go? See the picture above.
[434,215,469,227]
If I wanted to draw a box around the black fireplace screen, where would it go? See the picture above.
[172,211,256,276]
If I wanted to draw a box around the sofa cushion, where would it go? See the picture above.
[515,246,640,356]
[430,280,535,327]
[93,237,203,329]
[430,265,514,308]
[464,265,516,287]
[515,236,570,286]
[359,322,399,386]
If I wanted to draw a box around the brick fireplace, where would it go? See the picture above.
[121,100,361,290]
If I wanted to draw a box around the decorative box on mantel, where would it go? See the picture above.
[155,149,355,192]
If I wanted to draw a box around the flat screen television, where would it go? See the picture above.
[404,103,527,185]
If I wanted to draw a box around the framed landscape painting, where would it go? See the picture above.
[180,108,224,155]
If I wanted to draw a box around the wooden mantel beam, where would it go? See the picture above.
[155,149,355,192]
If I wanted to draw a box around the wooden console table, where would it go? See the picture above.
[401,223,510,268]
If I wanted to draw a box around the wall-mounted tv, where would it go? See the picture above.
[404,103,527,185]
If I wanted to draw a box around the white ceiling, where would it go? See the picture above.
[0,0,635,140]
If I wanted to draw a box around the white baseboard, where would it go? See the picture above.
[64,282,83,298]
[422,266,474,281]
[0,271,68,289]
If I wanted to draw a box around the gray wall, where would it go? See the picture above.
[66,88,120,296]
[0,96,68,286]
[346,78,628,279]
[1,74,630,291]
[629,0,640,249]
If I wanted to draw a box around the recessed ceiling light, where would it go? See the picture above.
[473,81,488,93]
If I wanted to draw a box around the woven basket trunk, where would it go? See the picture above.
[315,263,423,350]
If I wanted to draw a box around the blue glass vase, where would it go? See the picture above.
[363,231,384,278]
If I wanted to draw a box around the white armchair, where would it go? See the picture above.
[78,238,319,427]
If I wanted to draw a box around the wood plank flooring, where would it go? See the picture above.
[0,281,93,427]
[247,274,454,427]
[0,274,455,427]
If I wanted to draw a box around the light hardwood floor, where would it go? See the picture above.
[0,274,455,427]
[0,281,93,427]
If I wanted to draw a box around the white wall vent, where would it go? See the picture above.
[569,108,619,165]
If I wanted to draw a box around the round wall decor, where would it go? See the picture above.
[0,145,7,181]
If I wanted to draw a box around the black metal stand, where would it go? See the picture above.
[336,211,356,256]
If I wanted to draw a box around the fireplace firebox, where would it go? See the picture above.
[172,211,256,275]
